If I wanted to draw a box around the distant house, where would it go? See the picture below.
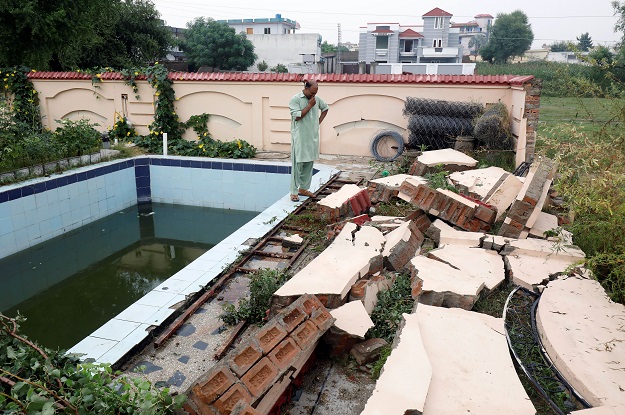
[358,7,477,75]
[451,14,493,56]
[217,14,299,35]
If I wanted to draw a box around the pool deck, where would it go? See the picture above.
[67,157,345,364]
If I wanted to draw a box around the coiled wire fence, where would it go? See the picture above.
[404,98,483,150]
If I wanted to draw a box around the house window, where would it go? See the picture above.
[434,17,443,29]
[375,25,390,31]
[432,39,442,48]
[404,40,414,52]
[246,28,253,34]
[264,27,271,34]
[284,28,287,34]
[376,36,389,49]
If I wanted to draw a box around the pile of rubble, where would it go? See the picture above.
[183,149,625,415]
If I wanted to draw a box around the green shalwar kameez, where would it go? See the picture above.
[289,92,328,196]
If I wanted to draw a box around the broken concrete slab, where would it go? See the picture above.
[499,157,556,238]
[408,256,485,310]
[449,166,509,200]
[382,220,424,271]
[361,313,431,415]
[408,148,478,176]
[528,211,558,239]
[484,173,525,221]
[571,406,625,415]
[417,304,536,414]
[482,234,516,253]
[508,237,585,259]
[426,245,505,291]
[330,300,374,338]
[368,174,427,203]
[425,218,485,248]
[271,223,385,310]
[537,276,625,409]
[318,184,371,221]
[282,234,304,248]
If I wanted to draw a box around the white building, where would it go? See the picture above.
[451,14,493,56]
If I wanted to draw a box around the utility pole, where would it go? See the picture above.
[337,23,342,74]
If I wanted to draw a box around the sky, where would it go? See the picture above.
[151,0,622,50]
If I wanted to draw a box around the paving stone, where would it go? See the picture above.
[537,276,625,408]
[167,370,186,387]
[178,356,190,364]
[361,313,431,415]
[271,223,385,311]
[409,255,485,310]
[417,304,536,414]
[192,340,209,351]
[132,360,163,375]
[176,323,196,337]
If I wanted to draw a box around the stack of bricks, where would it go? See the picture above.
[367,174,427,204]
[398,181,496,233]
[317,184,371,222]
[498,157,555,238]
[185,294,335,415]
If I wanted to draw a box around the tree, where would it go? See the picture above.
[480,10,534,64]
[182,17,256,71]
[321,41,348,53]
[270,63,288,73]
[257,60,268,71]
[549,41,577,52]
[577,32,593,51]
[0,0,173,70]
[468,34,487,56]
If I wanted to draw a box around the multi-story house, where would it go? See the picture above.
[358,7,463,66]
[451,14,493,56]
[217,14,299,35]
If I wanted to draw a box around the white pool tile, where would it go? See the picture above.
[91,319,141,342]
[171,268,206,282]
[67,336,118,362]
[153,278,193,294]
[115,303,161,323]
[135,290,181,308]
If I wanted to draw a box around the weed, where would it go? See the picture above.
[221,268,291,326]
[367,273,414,343]
[423,166,457,193]
[370,345,392,380]
[373,199,414,217]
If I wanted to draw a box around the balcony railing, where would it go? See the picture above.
[421,47,460,58]
[375,48,389,57]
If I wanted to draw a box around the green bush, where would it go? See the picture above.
[0,313,185,414]
[54,118,102,157]
[367,273,414,343]
[108,117,138,143]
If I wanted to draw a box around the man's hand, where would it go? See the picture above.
[308,96,316,108]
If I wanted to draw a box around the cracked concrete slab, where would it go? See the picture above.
[382,220,424,271]
[409,255,485,310]
[484,173,525,221]
[426,245,505,291]
[272,223,385,309]
[426,219,485,248]
[361,313,431,415]
[417,304,536,415]
[528,211,559,239]
[330,301,374,338]
[449,166,509,200]
[409,148,478,176]
[537,275,625,409]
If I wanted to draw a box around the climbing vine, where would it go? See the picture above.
[0,66,42,131]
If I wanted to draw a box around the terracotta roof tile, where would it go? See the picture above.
[474,14,494,19]
[399,29,424,38]
[28,71,534,86]
[423,7,453,17]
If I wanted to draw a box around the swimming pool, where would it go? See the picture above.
[0,155,336,363]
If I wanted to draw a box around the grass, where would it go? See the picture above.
[539,96,624,137]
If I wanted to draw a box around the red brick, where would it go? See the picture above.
[268,337,302,370]
[276,305,306,333]
[291,319,320,350]
[474,205,496,223]
[254,321,288,354]
[212,383,252,415]
[228,339,263,377]
[192,365,237,404]
[186,393,218,415]
[349,279,369,301]
[254,369,296,415]
[398,180,419,200]
[230,401,262,415]
[309,307,334,332]
[300,294,324,316]
[241,357,279,398]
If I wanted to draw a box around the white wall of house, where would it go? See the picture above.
[248,33,322,72]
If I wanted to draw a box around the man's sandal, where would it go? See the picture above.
[298,189,315,198]
[290,194,300,202]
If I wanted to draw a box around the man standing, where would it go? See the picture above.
[288,79,329,202]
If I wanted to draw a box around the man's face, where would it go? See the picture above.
[305,85,318,98]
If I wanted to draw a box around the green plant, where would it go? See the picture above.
[270,63,288,73]
[370,345,392,380]
[185,113,211,140]
[423,166,457,193]
[221,269,291,326]
[53,118,102,157]
[367,273,414,343]
[108,116,137,143]
[257,60,268,72]
[0,313,185,414]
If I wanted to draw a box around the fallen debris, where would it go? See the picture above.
[408,148,478,176]
[368,174,427,203]
[318,184,371,221]
[382,220,424,271]
[425,218,484,247]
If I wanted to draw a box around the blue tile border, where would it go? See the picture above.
[0,156,294,205]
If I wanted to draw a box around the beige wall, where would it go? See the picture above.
[31,78,533,163]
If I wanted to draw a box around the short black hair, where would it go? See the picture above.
[304,80,311,88]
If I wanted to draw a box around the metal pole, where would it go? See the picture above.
[163,133,168,156]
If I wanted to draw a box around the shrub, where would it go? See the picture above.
[367,273,414,343]
[108,117,138,143]
[54,118,102,157]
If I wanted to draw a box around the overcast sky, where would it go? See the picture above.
[152,0,622,49]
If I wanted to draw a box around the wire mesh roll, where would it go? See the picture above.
[473,103,514,150]
[403,97,483,119]
[407,115,474,150]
